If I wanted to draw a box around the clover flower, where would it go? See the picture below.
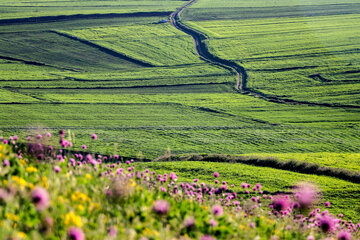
[31,187,50,211]
[152,200,170,215]
[67,227,85,240]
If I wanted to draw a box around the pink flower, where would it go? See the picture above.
[36,134,42,139]
[46,132,51,137]
[209,219,218,227]
[68,227,85,240]
[294,183,318,209]
[324,201,331,208]
[81,145,87,150]
[337,231,352,240]
[91,134,97,140]
[31,187,50,211]
[2,159,10,167]
[53,166,61,173]
[200,235,215,240]
[271,195,291,212]
[108,226,118,237]
[318,215,335,233]
[212,205,223,217]
[183,216,195,228]
[213,172,219,178]
[152,200,170,215]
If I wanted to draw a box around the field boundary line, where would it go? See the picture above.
[49,30,154,67]
[170,0,360,109]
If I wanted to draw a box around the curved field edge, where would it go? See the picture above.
[136,161,360,220]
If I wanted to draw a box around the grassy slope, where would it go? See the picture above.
[183,1,360,106]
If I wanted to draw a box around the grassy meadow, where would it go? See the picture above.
[0,0,360,228]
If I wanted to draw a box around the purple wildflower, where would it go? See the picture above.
[81,145,87,150]
[200,235,215,240]
[213,172,219,178]
[68,227,85,240]
[209,219,218,227]
[108,226,118,237]
[46,132,51,138]
[212,205,223,217]
[184,216,195,228]
[337,231,352,240]
[2,159,10,167]
[318,215,335,233]
[271,196,291,212]
[53,166,61,173]
[31,187,50,211]
[324,201,331,208]
[91,134,97,140]
[152,200,170,215]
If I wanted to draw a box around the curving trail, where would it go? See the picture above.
[170,0,360,109]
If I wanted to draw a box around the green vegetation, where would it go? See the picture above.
[0,0,184,19]
[183,2,360,106]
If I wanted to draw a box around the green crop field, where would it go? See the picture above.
[0,0,359,222]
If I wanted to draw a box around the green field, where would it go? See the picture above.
[0,0,359,221]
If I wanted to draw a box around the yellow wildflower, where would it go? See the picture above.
[77,204,84,211]
[64,212,82,227]
[28,183,34,189]
[128,179,136,187]
[26,166,37,173]
[5,213,19,222]
[20,159,26,166]
[71,191,90,202]
[11,176,27,188]
[17,232,27,239]
[85,174,93,180]
[3,180,8,186]
[41,176,49,189]
[89,202,101,211]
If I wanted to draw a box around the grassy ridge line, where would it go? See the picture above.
[49,30,154,67]
[155,154,360,184]
[171,0,360,109]
[0,55,79,72]
[0,11,172,25]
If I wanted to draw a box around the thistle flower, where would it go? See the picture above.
[81,145,86,150]
[318,215,335,233]
[54,166,61,173]
[271,196,291,212]
[294,183,318,209]
[46,132,51,138]
[91,134,97,140]
[337,231,352,240]
[183,216,195,228]
[108,226,118,238]
[2,159,10,167]
[67,227,85,240]
[213,172,219,178]
[31,187,50,211]
[152,200,170,215]
[324,201,331,208]
[212,205,223,217]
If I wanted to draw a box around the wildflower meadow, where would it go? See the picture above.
[0,132,359,239]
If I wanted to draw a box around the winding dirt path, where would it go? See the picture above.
[170,0,360,109]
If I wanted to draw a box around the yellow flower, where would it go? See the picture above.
[71,191,90,202]
[0,144,4,151]
[77,204,85,211]
[89,202,101,211]
[17,232,27,239]
[28,183,35,189]
[41,176,49,189]
[58,196,65,203]
[26,166,37,173]
[128,179,136,187]
[3,180,8,186]
[85,174,93,180]
[11,176,27,188]
[64,212,82,227]
[5,213,19,222]
[20,159,27,166]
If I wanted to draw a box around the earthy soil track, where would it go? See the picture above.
[170,0,360,109]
